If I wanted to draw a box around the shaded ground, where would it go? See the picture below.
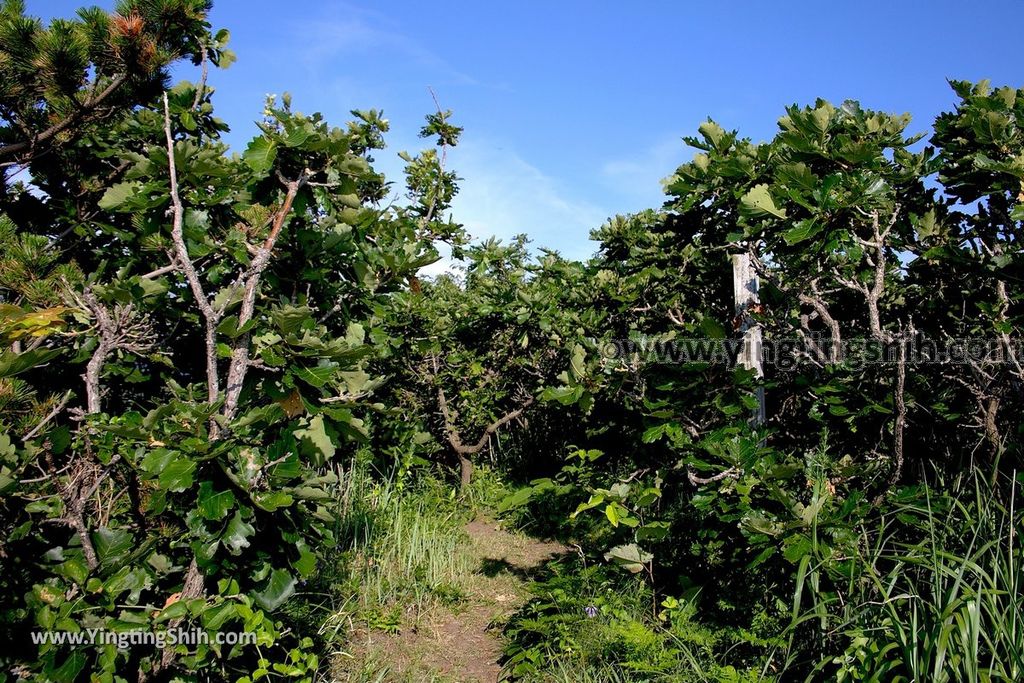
[340,518,566,682]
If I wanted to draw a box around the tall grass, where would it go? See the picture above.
[789,470,1023,682]
[321,464,474,641]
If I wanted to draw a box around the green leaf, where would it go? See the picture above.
[740,184,787,219]
[642,424,668,443]
[0,348,61,378]
[135,276,168,300]
[782,219,822,245]
[282,122,313,148]
[204,600,239,631]
[253,491,293,512]
[605,502,622,527]
[141,448,174,475]
[49,651,87,683]
[57,558,89,585]
[345,322,366,346]
[777,162,817,191]
[212,285,244,313]
[698,120,726,149]
[244,136,278,174]
[92,528,134,568]
[0,433,13,458]
[700,317,727,339]
[295,415,336,461]
[636,522,670,542]
[271,304,313,334]
[604,544,653,573]
[571,494,605,518]
[634,487,661,507]
[497,487,533,512]
[809,105,831,134]
[158,457,196,492]
[217,315,257,339]
[570,344,586,381]
[292,545,317,578]
[222,512,255,555]
[197,481,236,521]
[340,369,371,395]
[0,471,15,495]
[914,209,941,239]
[254,569,296,611]
[783,536,813,563]
[293,364,337,388]
[98,181,142,211]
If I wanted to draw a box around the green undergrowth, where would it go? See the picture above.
[273,459,1024,682]
[496,467,1024,682]
[789,471,1024,682]
[501,557,772,682]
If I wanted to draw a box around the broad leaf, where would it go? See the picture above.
[254,569,296,611]
[243,136,278,174]
[604,544,653,574]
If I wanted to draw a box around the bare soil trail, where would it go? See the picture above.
[342,518,566,682]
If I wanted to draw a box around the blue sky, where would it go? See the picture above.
[35,1,1023,263]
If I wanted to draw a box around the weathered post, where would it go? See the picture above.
[732,253,765,428]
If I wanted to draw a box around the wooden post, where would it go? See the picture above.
[732,253,765,428]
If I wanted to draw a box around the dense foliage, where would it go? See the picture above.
[0,2,1021,681]
[499,83,1024,680]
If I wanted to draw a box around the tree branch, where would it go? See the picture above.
[222,171,307,424]
[687,466,740,486]
[436,386,534,456]
[22,391,73,442]
[0,73,129,163]
[164,93,222,424]
[71,287,155,414]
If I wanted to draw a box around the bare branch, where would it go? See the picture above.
[437,386,534,457]
[319,391,370,404]
[139,262,178,280]
[70,287,156,414]
[994,276,1024,380]
[890,333,907,487]
[798,279,842,363]
[164,93,222,420]
[687,466,740,486]
[156,558,205,673]
[191,47,209,112]
[858,207,900,344]
[420,87,449,230]
[222,171,308,424]
[22,390,73,442]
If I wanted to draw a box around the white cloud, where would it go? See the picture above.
[294,14,477,87]
[285,6,610,263]
[600,135,689,210]
[447,136,611,261]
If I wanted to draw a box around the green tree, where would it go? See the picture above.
[0,0,228,174]
[0,4,468,679]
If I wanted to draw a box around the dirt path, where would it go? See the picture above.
[342,518,566,682]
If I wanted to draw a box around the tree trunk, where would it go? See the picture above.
[84,340,109,414]
[152,558,205,677]
[732,253,765,427]
[984,396,1001,456]
[459,455,473,489]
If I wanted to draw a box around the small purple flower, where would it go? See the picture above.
[584,605,598,618]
